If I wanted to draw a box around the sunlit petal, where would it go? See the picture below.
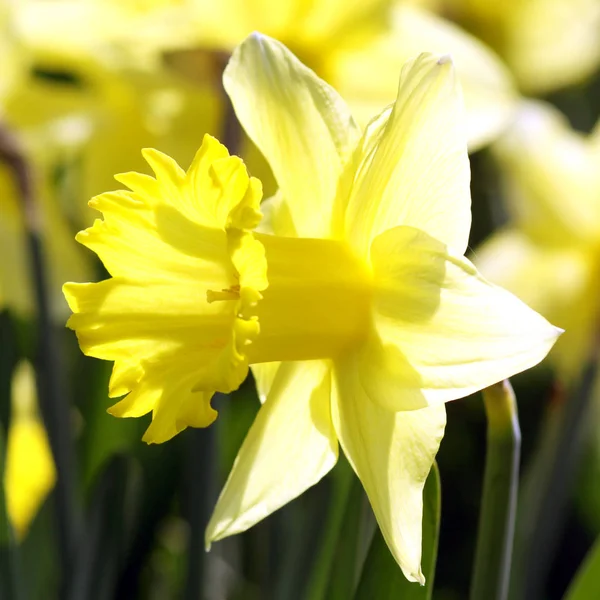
[224,32,359,238]
[344,53,471,258]
[206,360,337,543]
[330,5,516,150]
[332,357,446,584]
[358,226,562,411]
[475,228,596,380]
[251,361,282,403]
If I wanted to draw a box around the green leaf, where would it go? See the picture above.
[353,462,441,600]
[322,463,369,600]
[563,537,600,600]
[70,455,142,600]
[304,457,357,600]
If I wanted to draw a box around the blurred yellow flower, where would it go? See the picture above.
[4,361,56,540]
[64,34,560,581]
[436,0,600,93]
[475,102,600,379]
[3,49,222,228]
[15,0,517,151]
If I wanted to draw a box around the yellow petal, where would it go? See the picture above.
[475,228,596,381]
[206,360,337,545]
[4,361,56,540]
[64,278,235,363]
[331,356,446,584]
[251,362,282,404]
[359,226,562,411]
[256,192,298,238]
[223,32,359,238]
[344,53,471,259]
[330,5,517,151]
[492,101,600,246]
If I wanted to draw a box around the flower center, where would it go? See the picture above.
[246,233,373,363]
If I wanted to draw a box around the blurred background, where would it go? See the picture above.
[1,0,600,598]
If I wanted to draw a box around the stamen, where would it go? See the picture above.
[206,285,241,303]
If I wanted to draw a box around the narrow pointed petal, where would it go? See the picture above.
[359,226,562,411]
[223,32,359,238]
[330,5,517,151]
[344,53,471,258]
[206,360,337,545]
[332,357,446,584]
[475,228,595,380]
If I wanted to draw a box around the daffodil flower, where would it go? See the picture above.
[64,34,560,581]
[433,0,600,93]
[476,101,600,379]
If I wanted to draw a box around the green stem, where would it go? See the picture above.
[510,347,599,599]
[470,380,521,600]
[304,458,355,600]
[0,125,80,595]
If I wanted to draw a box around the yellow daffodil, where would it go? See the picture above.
[14,0,190,71]
[435,0,600,93]
[4,51,222,228]
[64,34,560,581]
[5,0,224,230]
[475,101,600,379]
[4,361,56,540]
